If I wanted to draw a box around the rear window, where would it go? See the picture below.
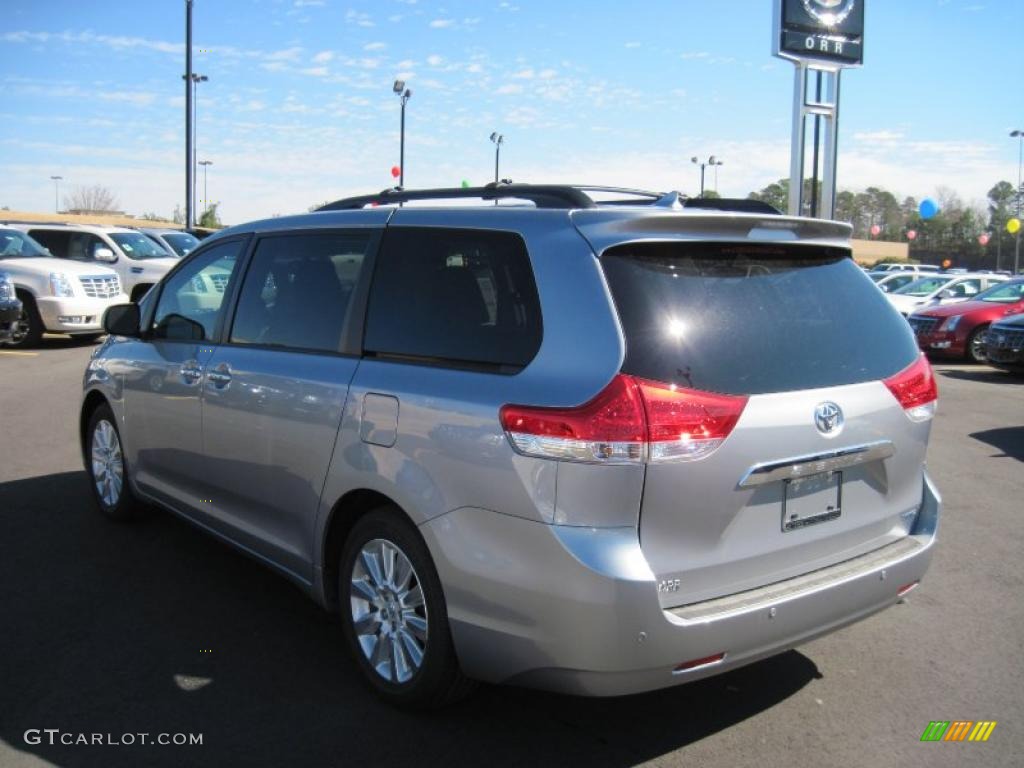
[364,227,542,370]
[601,242,919,396]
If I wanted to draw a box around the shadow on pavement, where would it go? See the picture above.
[970,427,1024,462]
[0,471,820,768]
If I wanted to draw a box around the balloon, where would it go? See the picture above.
[919,198,939,220]
[978,234,990,246]
[907,230,917,241]
[942,259,952,269]
[461,179,470,188]
[870,224,881,237]
[390,165,401,179]
[1008,218,1022,235]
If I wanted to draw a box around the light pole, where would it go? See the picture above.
[198,160,212,215]
[183,72,209,221]
[184,0,193,229]
[393,80,412,189]
[49,175,63,213]
[1011,129,1023,274]
[690,155,722,197]
[489,133,504,184]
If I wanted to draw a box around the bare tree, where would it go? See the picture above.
[63,185,120,213]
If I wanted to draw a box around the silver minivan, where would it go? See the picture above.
[81,184,940,708]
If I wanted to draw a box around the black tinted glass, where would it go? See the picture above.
[151,239,243,341]
[230,232,371,353]
[364,227,542,369]
[602,243,919,395]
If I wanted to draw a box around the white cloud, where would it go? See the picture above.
[98,90,157,106]
[511,68,534,79]
[426,54,444,66]
[624,42,641,49]
[345,10,375,27]
[265,46,303,62]
[312,50,333,63]
[429,19,455,28]
[364,42,386,51]
[496,84,524,95]
[294,0,325,6]
[299,66,329,77]
[681,51,710,60]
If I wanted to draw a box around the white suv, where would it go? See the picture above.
[13,223,177,302]
[0,228,128,347]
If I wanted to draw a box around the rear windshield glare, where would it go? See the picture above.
[601,242,919,396]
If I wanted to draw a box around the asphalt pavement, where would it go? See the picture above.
[1,339,1021,768]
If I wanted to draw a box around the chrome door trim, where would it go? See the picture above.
[738,440,896,488]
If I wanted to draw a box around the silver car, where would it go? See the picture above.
[81,184,941,708]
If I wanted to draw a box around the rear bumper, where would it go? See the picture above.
[36,294,128,334]
[421,472,940,696]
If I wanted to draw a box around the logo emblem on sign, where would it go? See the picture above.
[814,402,844,436]
[801,0,857,26]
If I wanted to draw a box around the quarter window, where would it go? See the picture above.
[230,232,373,353]
[363,227,542,369]
[151,240,244,341]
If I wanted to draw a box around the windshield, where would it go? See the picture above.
[0,229,49,259]
[894,276,948,297]
[161,232,200,257]
[109,232,171,260]
[977,280,1024,303]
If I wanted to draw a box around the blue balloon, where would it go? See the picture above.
[919,198,939,220]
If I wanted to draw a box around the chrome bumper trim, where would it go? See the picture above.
[738,439,895,488]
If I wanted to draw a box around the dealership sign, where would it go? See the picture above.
[773,0,864,66]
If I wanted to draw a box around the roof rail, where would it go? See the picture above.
[316,182,670,211]
[683,197,783,215]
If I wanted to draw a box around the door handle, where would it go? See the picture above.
[207,363,232,389]
[180,360,203,385]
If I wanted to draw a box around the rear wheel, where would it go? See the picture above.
[966,325,989,363]
[339,507,474,709]
[7,291,43,348]
[86,404,142,520]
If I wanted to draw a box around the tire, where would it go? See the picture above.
[85,404,142,521]
[339,507,474,709]
[7,291,43,348]
[966,325,989,364]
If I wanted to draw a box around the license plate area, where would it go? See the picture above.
[782,471,842,532]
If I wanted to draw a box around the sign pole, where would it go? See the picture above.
[788,63,806,216]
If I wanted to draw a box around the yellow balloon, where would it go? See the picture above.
[1008,218,1022,235]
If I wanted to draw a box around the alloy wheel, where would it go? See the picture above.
[349,538,429,684]
[91,419,124,507]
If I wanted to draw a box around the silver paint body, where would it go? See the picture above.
[83,204,940,696]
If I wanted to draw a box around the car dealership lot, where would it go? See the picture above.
[1,341,1021,768]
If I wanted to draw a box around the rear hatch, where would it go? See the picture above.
[596,236,935,608]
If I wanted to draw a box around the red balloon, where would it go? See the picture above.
[907,230,917,241]
[870,224,881,237]
[978,234,990,246]
[391,165,401,179]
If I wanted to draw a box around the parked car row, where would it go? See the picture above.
[883,272,1008,316]
[904,278,1024,367]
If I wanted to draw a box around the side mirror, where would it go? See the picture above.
[102,303,141,337]
[94,247,117,263]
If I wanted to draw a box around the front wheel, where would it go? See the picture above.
[966,325,989,364]
[86,404,142,520]
[339,507,474,709]
[7,291,43,348]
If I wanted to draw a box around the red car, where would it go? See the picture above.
[907,279,1024,362]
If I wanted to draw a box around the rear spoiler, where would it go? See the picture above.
[571,209,853,256]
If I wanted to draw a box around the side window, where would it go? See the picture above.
[956,279,981,297]
[230,232,372,353]
[151,240,244,341]
[68,233,107,262]
[28,230,70,258]
[364,227,542,369]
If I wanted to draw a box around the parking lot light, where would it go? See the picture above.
[393,80,412,189]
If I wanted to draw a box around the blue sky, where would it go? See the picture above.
[1,0,1019,223]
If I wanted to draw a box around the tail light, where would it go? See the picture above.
[883,354,938,422]
[500,374,748,464]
